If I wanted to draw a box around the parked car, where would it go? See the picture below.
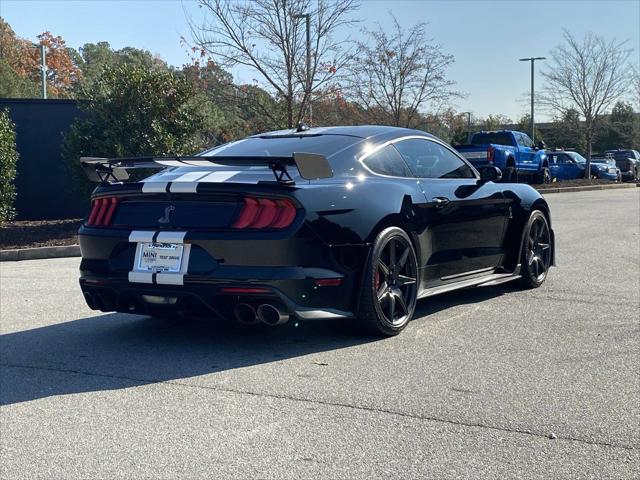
[454,130,550,183]
[78,125,555,337]
[547,149,620,181]
[604,149,640,181]
[591,153,622,181]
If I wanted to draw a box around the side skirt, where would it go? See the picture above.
[417,265,521,299]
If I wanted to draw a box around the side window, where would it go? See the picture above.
[393,138,475,179]
[362,145,413,177]
[519,133,534,148]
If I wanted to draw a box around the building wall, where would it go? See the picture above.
[0,98,88,220]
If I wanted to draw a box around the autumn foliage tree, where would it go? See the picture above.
[0,17,82,97]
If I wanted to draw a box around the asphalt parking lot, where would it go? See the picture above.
[1,188,639,479]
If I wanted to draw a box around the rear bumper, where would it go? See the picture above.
[78,225,367,320]
[79,276,354,321]
[594,171,620,181]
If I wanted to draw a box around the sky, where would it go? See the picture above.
[2,0,639,121]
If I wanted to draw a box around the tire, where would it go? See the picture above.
[357,227,419,336]
[503,165,518,183]
[535,167,551,184]
[519,210,552,289]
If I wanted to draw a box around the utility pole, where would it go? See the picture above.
[33,43,47,99]
[293,13,312,125]
[40,43,47,99]
[462,111,472,142]
[519,56,546,143]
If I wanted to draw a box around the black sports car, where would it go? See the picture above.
[78,125,555,336]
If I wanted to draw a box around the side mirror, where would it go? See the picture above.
[479,166,502,183]
[534,141,545,150]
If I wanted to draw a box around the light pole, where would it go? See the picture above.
[32,43,47,99]
[461,111,472,142]
[519,56,545,144]
[292,12,312,125]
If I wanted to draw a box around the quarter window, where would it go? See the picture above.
[362,145,413,177]
[393,138,475,179]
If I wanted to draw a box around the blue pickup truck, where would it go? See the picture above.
[454,130,550,183]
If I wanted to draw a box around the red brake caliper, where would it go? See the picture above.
[374,267,380,290]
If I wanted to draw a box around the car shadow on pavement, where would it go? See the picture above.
[1,285,513,406]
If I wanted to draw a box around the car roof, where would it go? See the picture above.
[254,125,435,141]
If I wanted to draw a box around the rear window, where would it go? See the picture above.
[470,132,515,147]
[606,150,635,161]
[201,135,360,160]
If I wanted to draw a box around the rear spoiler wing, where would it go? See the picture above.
[79,153,333,185]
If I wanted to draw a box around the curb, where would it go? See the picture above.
[537,183,639,194]
[0,245,80,262]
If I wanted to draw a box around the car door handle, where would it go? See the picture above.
[431,197,450,207]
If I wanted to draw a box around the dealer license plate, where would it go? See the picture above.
[136,243,184,272]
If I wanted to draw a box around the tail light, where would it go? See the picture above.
[487,146,495,163]
[232,197,297,229]
[87,197,121,226]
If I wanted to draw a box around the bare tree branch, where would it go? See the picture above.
[189,0,359,128]
[345,14,460,128]
[541,29,631,176]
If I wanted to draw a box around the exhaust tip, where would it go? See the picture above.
[256,304,289,326]
[234,303,259,325]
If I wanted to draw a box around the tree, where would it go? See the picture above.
[62,64,209,197]
[0,18,82,97]
[0,109,18,222]
[0,18,39,97]
[0,58,39,97]
[632,65,640,112]
[181,49,284,139]
[594,101,639,151]
[542,29,631,178]
[75,41,169,91]
[346,15,458,128]
[478,114,512,131]
[517,114,543,143]
[543,108,585,152]
[189,0,359,128]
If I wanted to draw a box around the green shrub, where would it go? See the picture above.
[63,64,209,198]
[0,108,18,222]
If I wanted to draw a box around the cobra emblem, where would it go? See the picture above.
[158,205,175,224]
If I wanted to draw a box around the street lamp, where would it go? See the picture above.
[519,56,546,144]
[292,12,312,125]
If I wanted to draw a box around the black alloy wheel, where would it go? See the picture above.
[358,227,418,336]
[520,210,551,288]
